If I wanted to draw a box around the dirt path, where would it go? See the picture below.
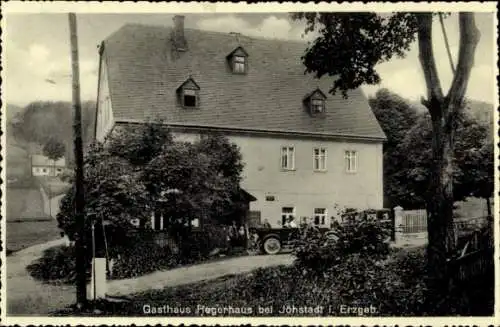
[106,253,294,297]
[6,240,294,316]
[6,238,76,316]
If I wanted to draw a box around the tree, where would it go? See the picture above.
[57,142,150,244]
[368,89,420,208]
[13,100,96,150]
[42,138,66,217]
[107,119,173,166]
[195,133,246,223]
[57,122,244,258]
[454,118,494,216]
[292,12,481,311]
[399,109,492,209]
[43,138,66,164]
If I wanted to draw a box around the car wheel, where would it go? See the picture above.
[263,237,281,255]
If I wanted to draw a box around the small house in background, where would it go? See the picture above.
[31,154,66,177]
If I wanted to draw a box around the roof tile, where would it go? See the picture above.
[103,23,386,140]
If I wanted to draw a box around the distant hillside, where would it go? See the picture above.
[9,101,97,163]
[5,104,24,124]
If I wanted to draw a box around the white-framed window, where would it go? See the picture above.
[345,150,357,173]
[281,146,295,170]
[281,207,295,226]
[313,208,327,226]
[42,168,48,173]
[313,147,327,171]
[233,55,246,73]
[183,89,198,108]
[311,98,325,113]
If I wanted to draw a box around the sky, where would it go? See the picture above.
[3,10,496,107]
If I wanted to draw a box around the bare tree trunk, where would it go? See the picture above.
[417,12,480,312]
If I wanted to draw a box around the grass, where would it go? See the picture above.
[6,186,46,221]
[36,176,71,198]
[6,220,62,254]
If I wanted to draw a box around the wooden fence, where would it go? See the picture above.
[448,219,494,284]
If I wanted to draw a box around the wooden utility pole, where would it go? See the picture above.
[69,12,87,307]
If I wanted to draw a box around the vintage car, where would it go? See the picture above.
[250,209,393,255]
[249,225,337,255]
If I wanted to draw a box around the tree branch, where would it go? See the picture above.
[416,13,444,114]
[447,12,481,109]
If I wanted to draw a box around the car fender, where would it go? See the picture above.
[262,233,281,242]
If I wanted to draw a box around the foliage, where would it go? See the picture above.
[195,134,245,221]
[57,141,150,243]
[369,89,493,210]
[109,241,179,280]
[27,225,235,283]
[294,214,390,275]
[143,133,245,230]
[291,13,419,97]
[368,89,420,208]
[12,100,96,152]
[107,120,173,166]
[292,11,482,301]
[26,246,83,284]
[43,138,66,161]
[56,120,244,272]
[399,110,492,206]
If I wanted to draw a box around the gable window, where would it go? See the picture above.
[281,207,295,226]
[313,208,327,226]
[233,55,246,73]
[281,146,295,170]
[183,89,197,107]
[345,150,358,173]
[313,147,327,171]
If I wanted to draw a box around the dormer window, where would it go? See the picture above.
[183,89,197,107]
[233,56,246,73]
[227,46,249,74]
[311,99,325,113]
[177,77,200,108]
[303,89,327,116]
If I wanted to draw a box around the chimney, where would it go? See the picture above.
[172,15,187,51]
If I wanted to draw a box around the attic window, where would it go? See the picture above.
[183,89,197,107]
[227,46,249,74]
[311,99,325,113]
[177,77,200,109]
[233,56,246,74]
[304,89,327,115]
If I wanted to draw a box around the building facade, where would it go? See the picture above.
[31,154,66,177]
[94,16,386,228]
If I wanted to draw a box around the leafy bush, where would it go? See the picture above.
[294,217,390,274]
[110,242,179,279]
[26,246,86,284]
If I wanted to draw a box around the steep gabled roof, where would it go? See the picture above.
[102,23,386,141]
